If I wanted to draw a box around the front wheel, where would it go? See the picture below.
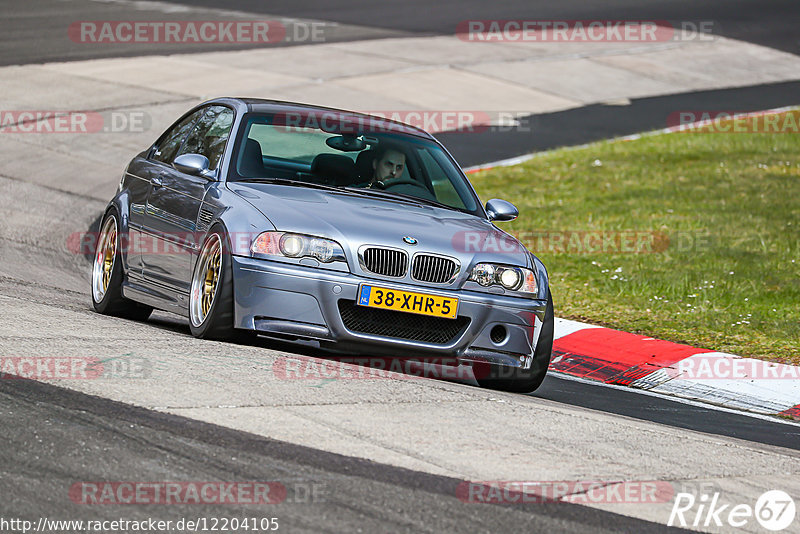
[189,225,236,339]
[91,210,153,321]
[476,292,554,393]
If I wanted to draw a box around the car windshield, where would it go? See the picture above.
[228,111,482,215]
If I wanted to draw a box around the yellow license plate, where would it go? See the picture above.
[357,284,458,319]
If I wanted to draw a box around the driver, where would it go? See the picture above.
[356,144,406,188]
[371,145,406,185]
[353,143,438,202]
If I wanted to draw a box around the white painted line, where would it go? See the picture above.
[550,371,800,427]
[463,153,540,174]
[463,105,800,174]
[550,322,800,415]
[639,352,800,414]
[553,317,601,340]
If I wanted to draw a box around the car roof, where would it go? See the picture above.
[203,97,436,140]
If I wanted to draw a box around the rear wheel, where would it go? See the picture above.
[91,210,153,321]
[189,225,236,339]
[476,292,554,393]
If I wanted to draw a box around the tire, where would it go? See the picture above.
[91,209,153,321]
[476,292,554,393]
[188,224,236,340]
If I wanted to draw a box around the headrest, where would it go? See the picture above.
[354,150,375,182]
[238,138,264,177]
[311,153,356,186]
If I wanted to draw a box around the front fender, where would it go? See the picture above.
[106,190,133,272]
[528,252,550,302]
[199,184,276,259]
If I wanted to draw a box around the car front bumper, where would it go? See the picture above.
[232,255,548,370]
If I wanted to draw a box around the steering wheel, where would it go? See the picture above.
[373,178,422,190]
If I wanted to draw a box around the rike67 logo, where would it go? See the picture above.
[669,490,796,531]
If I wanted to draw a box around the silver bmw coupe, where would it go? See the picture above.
[91,98,553,392]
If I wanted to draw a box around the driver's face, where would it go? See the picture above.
[373,150,405,181]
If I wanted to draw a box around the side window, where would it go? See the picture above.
[178,106,235,170]
[417,148,466,208]
[151,109,204,165]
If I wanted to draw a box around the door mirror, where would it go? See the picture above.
[485,198,519,222]
[173,153,214,179]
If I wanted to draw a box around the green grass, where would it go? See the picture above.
[470,111,800,364]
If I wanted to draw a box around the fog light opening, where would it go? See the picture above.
[490,325,507,344]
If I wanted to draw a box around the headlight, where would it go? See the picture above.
[471,263,496,286]
[252,231,346,263]
[469,263,538,295]
[499,268,521,289]
[280,234,304,257]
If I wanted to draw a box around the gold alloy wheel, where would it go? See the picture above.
[201,247,221,316]
[92,215,118,303]
[190,233,222,327]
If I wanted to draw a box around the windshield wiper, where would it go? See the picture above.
[235,178,400,202]
[346,187,465,213]
[234,177,344,193]
[341,186,423,205]
[236,178,466,213]
[393,192,466,213]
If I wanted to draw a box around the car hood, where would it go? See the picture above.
[229,183,531,270]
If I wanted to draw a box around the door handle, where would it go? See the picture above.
[151,176,163,188]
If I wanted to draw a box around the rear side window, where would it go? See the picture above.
[178,106,235,170]
[152,110,203,165]
[246,123,352,164]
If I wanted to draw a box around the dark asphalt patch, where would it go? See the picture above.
[439,80,800,168]
[534,374,800,451]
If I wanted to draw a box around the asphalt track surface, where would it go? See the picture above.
[3,0,797,65]
[442,80,800,167]
[4,0,800,167]
[1,377,691,533]
[191,0,800,55]
[2,1,800,532]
